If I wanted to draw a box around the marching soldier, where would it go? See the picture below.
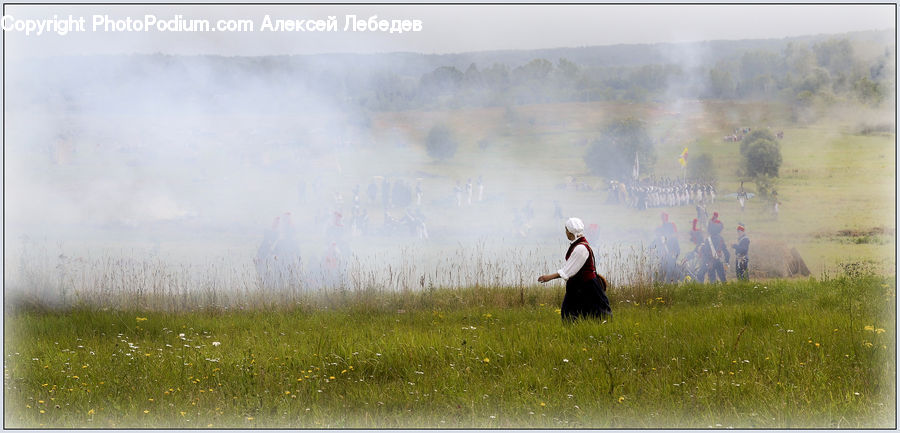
[732,224,750,280]
[737,181,748,213]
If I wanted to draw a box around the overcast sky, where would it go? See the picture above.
[1,3,895,58]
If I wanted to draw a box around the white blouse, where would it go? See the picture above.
[558,243,590,281]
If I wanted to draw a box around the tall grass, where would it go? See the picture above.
[4,271,895,428]
[5,240,667,313]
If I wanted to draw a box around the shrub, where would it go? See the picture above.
[425,124,458,161]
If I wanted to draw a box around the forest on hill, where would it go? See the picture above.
[8,29,893,114]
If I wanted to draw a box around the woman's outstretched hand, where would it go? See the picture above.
[538,273,559,283]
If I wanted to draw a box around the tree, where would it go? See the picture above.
[557,58,580,80]
[739,51,783,83]
[784,42,816,77]
[854,76,883,106]
[584,118,655,181]
[739,129,777,157]
[511,58,553,83]
[463,63,482,87]
[425,125,458,161]
[480,63,510,89]
[687,153,717,181]
[709,63,736,98]
[813,38,855,76]
[743,138,782,178]
[420,66,464,93]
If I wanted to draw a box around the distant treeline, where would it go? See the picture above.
[7,30,894,114]
[379,31,895,110]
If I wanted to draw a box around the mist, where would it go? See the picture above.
[4,25,895,307]
[4,53,607,299]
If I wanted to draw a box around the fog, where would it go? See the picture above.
[5,53,626,302]
[3,6,895,307]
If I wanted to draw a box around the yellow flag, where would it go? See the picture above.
[678,147,688,167]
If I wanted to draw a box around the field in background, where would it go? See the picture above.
[5,99,894,296]
[4,98,895,429]
[371,99,895,275]
[4,273,894,428]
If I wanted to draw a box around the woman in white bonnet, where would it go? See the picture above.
[538,217,612,321]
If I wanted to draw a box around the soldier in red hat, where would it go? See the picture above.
[689,218,703,246]
[708,211,723,236]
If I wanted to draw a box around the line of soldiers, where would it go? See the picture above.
[653,211,751,284]
[453,176,485,207]
[609,178,717,210]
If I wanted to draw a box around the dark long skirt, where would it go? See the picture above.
[561,276,612,321]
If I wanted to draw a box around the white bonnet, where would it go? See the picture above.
[565,217,585,238]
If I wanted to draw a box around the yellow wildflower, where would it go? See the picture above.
[618,396,625,403]
[136,317,147,322]
[540,402,545,407]
[87,409,95,415]
[143,410,149,414]
[876,328,885,334]
[864,325,875,332]
[483,357,490,363]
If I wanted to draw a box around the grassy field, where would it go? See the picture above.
[3,98,895,429]
[5,99,892,284]
[369,98,895,275]
[5,271,895,428]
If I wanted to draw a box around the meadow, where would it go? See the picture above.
[4,98,895,428]
[4,270,895,428]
